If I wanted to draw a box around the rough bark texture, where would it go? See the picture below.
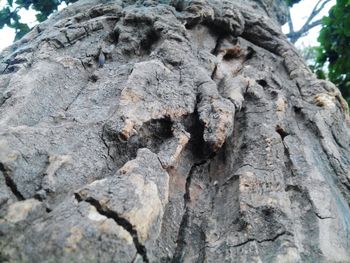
[0,0,350,262]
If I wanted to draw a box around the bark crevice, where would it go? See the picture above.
[172,160,207,262]
[228,230,289,248]
[0,163,25,201]
[74,193,149,263]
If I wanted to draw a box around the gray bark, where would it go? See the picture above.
[0,0,350,262]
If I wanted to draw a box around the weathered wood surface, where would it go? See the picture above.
[0,0,349,262]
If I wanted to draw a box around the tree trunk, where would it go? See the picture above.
[0,0,350,262]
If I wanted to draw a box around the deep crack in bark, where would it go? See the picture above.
[64,84,88,111]
[314,212,335,220]
[74,193,149,263]
[0,95,11,107]
[172,160,206,262]
[229,231,288,248]
[0,162,25,201]
[100,130,115,162]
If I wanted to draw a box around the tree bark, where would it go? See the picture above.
[0,0,350,262]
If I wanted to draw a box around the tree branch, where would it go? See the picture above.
[301,0,330,31]
[287,19,322,43]
[286,0,331,43]
[287,10,295,35]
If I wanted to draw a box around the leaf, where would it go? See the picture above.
[14,22,30,40]
[317,0,350,101]
[35,13,47,22]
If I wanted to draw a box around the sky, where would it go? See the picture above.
[0,1,66,51]
[282,0,336,48]
[0,0,336,51]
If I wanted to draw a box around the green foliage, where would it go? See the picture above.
[0,0,77,40]
[286,0,302,7]
[316,0,350,104]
